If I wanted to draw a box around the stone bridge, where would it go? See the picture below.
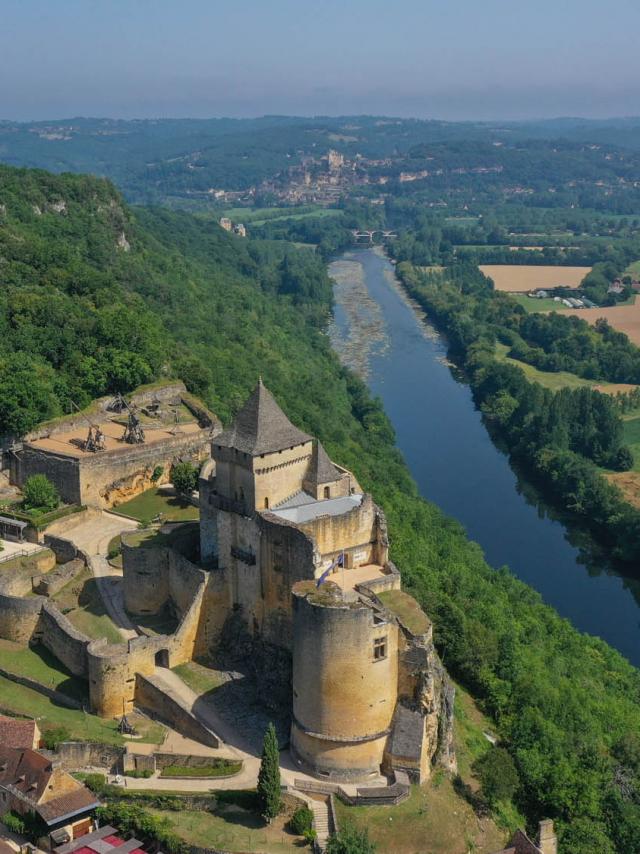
[351,229,398,244]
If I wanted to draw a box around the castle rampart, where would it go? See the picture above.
[39,600,91,678]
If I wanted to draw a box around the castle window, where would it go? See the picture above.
[373,637,387,661]
[264,497,269,509]
[324,486,331,499]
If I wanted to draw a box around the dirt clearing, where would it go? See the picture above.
[480,264,591,292]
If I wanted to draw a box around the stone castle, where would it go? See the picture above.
[0,381,455,784]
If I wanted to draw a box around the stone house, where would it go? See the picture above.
[0,746,99,847]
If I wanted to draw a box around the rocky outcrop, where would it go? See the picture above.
[386,619,457,781]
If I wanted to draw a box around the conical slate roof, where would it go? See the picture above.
[307,441,340,484]
[215,380,312,456]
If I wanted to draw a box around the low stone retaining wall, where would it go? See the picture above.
[52,741,125,772]
[44,534,82,564]
[33,558,84,596]
[0,664,83,709]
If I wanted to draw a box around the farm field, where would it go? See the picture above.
[494,344,638,394]
[559,300,640,345]
[221,205,341,226]
[480,264,591,292]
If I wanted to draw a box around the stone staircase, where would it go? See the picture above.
[310,798,330,852]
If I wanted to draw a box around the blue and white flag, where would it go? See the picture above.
[316,552,344,587]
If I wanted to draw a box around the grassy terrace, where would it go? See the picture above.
[114,487,199,523]
[51,567,123,644]
[148,800,303,854]
[0,672,165,745]
[172,661,223,695]
[377,589,430,635]
[160,761,242,778]
[0,548,54,580]
[0,639,86,701]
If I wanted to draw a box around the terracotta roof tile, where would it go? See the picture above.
[38,787,100,824]
[0,715,37,749]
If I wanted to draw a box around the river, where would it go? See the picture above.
[328,247,640,666]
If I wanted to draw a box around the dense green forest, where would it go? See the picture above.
[1,163,640,852]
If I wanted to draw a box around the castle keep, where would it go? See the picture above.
[0,382,454,784]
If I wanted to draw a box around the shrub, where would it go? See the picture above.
[41,726,70,749]
[124,769,153,778]
[326,823,376,853]
[83,773,107,796]
[2,810,46,843]
[2,811,26,835]
[171,461,198,496]
[289,806,314,835]
[151,465,164,482]
[23,474,59,511]
[473,746,520,806]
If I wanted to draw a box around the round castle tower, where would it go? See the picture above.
[290,581,398,782]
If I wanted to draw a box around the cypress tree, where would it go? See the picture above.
[257,722,281,821]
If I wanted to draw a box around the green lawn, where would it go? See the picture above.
[51,567,124,644]
[149,805,302,853]
[508,293,572,313]
[160,761,242,778]
[172,661,223,696]
[0,639,87,701]
[0,673,165,745]
[114,488,199,523]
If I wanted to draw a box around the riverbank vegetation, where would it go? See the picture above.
[2,164,640,852]
[396,261,640,566]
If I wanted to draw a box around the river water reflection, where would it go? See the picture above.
[329,247,640,665]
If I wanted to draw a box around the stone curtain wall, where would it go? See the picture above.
[39,601,91,677]
[80,429,211,507]
[10,449,82,505]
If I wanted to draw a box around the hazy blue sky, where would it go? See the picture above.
[2,0,639,121]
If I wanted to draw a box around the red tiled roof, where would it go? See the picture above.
[0,744,52,802]
[0,746,99,825]
[38,787,100,824]
[0,715,37,749]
